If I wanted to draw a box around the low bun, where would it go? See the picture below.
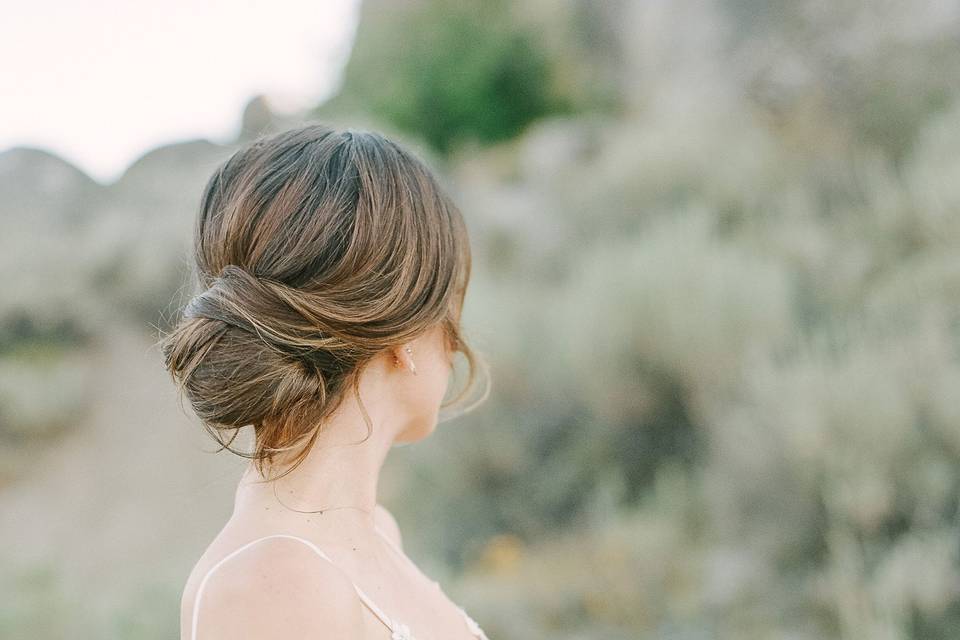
[164,264,368,462]
[163,312,328,447]
[184,265,354,376]
[159,124,489,479]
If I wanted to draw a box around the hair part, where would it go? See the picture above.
[159,123,489,481]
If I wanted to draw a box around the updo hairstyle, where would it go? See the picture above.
[160,124,488,480]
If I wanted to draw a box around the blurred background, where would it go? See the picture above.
[2,0,960,638]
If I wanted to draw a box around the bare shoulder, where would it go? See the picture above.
[181,535,366,640]
[374,503,403,548]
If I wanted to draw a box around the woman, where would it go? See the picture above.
[161,123,492,639]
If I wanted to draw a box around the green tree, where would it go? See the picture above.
[324,0,572,154]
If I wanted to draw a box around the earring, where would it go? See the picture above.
[394,347,417,374]
[405,346,417,375]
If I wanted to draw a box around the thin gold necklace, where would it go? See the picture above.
[270,481,375,516]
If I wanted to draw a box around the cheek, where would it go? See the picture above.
[402,353,448,407]
[423,356,452,410]
[407,329,453,416]
[423,333,454,398]
[396,364,449,443]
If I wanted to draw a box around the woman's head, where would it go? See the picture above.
[160,123,488,479]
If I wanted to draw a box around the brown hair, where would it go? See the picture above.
[159,123,489,480]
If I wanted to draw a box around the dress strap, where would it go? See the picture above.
[373,526,487,639]
[190,533,398,640]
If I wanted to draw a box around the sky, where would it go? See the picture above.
[0,0,361,184]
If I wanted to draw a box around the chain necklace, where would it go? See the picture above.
[270,480,375,517]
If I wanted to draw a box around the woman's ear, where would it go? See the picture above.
[391,345,417,375]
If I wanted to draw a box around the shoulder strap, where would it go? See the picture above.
[190,533,398,640]
[372,527,487,639]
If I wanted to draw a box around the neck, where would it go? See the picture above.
[233,375,404,528]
